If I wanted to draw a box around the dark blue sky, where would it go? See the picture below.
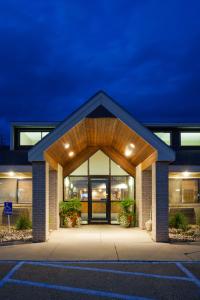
[0,0,200,142]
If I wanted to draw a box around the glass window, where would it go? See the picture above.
[111,160,128,175]
[0,178,17,203]
[154,132,171,145]
[181,132,200,146]
[169,179,182,204]
[64,176,88,222]
[18,179,32,203]
[20,131,50,146]
[64,177,88,201]
[70,161,88,176]
[169,178,199,204]
[89,150,109,175]
[182,180,198,203]
[111,176,134,223]
[20,132,41,146]
[41,131,49,138]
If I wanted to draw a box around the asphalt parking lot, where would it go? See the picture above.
[0,260,200,299]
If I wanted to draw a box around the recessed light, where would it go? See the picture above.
[69,151,74,157]
[125,149,132,157]
[183,171,190,177]
[64,143,70,149]
[9,171,15,177]
[130,143,135,149]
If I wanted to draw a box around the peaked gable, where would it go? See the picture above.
[28,91,175,162]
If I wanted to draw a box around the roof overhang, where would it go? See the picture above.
[28,91,175,164]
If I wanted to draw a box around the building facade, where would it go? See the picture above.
[0,92,200,242]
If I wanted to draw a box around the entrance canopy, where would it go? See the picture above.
[28,91,175,174]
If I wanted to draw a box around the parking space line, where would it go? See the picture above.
[8,278,153,300]
[24,261,192,282]
[176,262,200,288]
[0,261,24,287]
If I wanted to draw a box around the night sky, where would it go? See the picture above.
[0,1,200,142]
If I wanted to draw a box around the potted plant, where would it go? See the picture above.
[59,198,82,228]
[118,198,134,227]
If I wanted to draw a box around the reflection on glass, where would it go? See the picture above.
[64,176,88,222]
[169,178,199,204]
[111,176,134,223]
[91,179,107,220]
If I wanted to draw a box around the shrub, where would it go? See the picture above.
[195,209,200,227]
[59,198,81,217]
[16,215,32,230]
[169,212,188,231]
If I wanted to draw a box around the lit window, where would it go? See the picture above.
[154,132,171,145]
[20,131,50,146]
[20,132,41,146]
[181,132,200,146]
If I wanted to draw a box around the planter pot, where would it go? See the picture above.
[119,215,133,228]
[145,219,152,231]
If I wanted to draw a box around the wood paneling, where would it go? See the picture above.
[63,147,98,177]
[141,151,157,171]
[101,146,135,177]
[45,118,156,169]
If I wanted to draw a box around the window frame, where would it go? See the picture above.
[14,128,51,149]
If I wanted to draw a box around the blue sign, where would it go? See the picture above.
[4,202,12,215]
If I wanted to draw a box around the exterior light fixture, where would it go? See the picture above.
[8,171,15,177]
[69,151,74,157]
[183,171,190,177]
[130,143,135,149]
[64,143,70,149]
[125,148,132,157]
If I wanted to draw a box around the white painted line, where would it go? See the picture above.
[8,278,153,300]
[24,261,192,282]
[176,262,200,288]
[0,261,24,287]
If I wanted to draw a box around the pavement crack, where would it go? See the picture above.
[114,243,119,261]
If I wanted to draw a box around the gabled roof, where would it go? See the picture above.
[28,91,175,162]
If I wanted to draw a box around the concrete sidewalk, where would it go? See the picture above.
[0,226,200,261]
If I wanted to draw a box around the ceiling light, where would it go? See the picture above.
[125,148,132,157]
[8,171,15,177]
[69,151,74,157]
[183,171,190,177]
[64,143,70,149]
[130,143,135,149]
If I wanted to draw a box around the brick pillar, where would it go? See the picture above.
[141,170,152,228]
[152,161,169,242]
[136,164,142,227]
[49,170,58,230]
[136,165,152,229]
[32,161,49,242]
[57,164,63,203]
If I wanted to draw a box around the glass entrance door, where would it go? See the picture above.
[89,177,110,223]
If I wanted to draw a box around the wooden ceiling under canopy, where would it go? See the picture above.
[45,117,156,176]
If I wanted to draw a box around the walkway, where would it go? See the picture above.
[0,225,200,260]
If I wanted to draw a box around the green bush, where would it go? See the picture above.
[16,215,32,230]
[59,198,81,217]
[195,209,200,226]
[169,212,188,231]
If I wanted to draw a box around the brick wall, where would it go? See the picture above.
[152,161,169,242]
[32,161,49,242]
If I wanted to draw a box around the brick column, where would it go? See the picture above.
[152,161,169,242]
[49,170,58,230]
[136,165,152,229]
[136,164,142,227]
[32,161,49,242]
